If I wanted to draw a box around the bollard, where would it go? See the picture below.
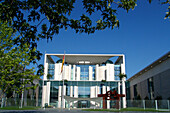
[155,100,158,110]
[143,100,145,110]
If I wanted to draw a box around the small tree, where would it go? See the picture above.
[0,21,39,107]
[118,73,127,80]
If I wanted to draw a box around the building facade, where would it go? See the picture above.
[128,52,170,100]
[42,54,126,108]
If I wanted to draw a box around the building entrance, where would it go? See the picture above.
[78,100,90,108]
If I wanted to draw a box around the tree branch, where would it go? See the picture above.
[36,17,47,27]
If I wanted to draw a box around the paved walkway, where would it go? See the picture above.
[0,109,170,113]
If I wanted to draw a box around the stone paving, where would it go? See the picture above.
[0,109,170,113]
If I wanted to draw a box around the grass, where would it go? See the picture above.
[82,107,170,112]
[0,106,40,110]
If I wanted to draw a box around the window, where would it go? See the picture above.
[78,87,90,98]
[92,66,96,80]
[48,64,55,79]
[66,86,70,96]
[79,65,89,80]
[71,66,73,80]
[114,65,121,80]
[133,84,138,99]
[147,77,154,99]
[50,86,59,103]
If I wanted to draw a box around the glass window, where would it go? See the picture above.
[80,65,89,80]
[66,86,70,96]
[48,64,55,79]
[114,65,121,80]
[147,77,154,99]
[133,84,138,99]
[50,86,59,103]
[78,87,90,98]
[92,65,96,80]
[71,66,73,80]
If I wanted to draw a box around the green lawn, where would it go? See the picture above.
[0,106,40,110]
[82,108,169,112]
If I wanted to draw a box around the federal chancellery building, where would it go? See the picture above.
[41,53,127,108]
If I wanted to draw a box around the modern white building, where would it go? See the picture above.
[42,53,126,108]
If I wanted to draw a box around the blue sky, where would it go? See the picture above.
[37,0,170,79]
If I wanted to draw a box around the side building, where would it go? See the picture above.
[41,53,127,108]
[128,51,170,100]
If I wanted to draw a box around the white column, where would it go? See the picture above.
[59,63,62,80]
[89,66,93,81]
[76,67,80,80]
[102,86,106,94]
[63,85,66,108]
[96,64,99,81]
[90,87,96,98]
[58,86,62,108]
[74,86,78,97]
[54,64,59,80]
[106,64,110,81]
[74,86,78,108]
[95,86,98,97]
[118,81,120,94]
[44,54,48,80]
[90,86,96,106]
[68,65,71,80]
[107,86,110,109]
[46,82,51,105]
[121,55,126,108]
[73,65,76,80]
[42,85,46,107]
[70,86,73,107]
[110,64,115,81]
[70,86,73,97]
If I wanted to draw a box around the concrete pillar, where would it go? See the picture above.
[106,64,110,81]
[59,63,62,80]
[73,65,76,80]
[122,80,126,108]
[107,86,110,109]
[42,85,46,107]
[74,86,78,108]
[68,65,71,80]
[63,85,66,108]
[118,81,120,94]
[74,86,78,98]
[54,64,60,80]
[70,86,73,97]
[91,86,96,106]
[95,86,98,97]
[77,67,80,80]
[58,86,62,108]
[44,54,48,80]
[89,66,93,81]
[106,64,115,81]
[70,86,73,107]
[121,55,126,108]
[46,82,51,105]
[96,64,99,81]
[102,86,106,94]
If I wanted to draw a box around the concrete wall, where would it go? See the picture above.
[129,58,170,100]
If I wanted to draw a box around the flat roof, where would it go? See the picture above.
[46,53,124,65]
[128,51,170,81]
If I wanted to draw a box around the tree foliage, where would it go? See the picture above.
[0,0,169,63]
[0,21,39,100]
[0,0,138,63]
